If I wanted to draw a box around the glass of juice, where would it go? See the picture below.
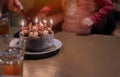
[0,11,10,39]
[0,37,26,77]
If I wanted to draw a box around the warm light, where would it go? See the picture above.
[21,20,25,28]
[50,19,53,29]
[43,20,47,24]
[50,19,53,25]
[39,21,44,31]
[39,21,44,27]
[35,17,39,24]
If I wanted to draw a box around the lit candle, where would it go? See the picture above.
[34,17,39,31]
[39,21,44,27]
[21,20,25,30]
[39,21,44,35]
[50,19,53,29]
[43,20,47,27]
[35,17,39,24]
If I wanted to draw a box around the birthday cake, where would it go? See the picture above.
[20,20,54,52]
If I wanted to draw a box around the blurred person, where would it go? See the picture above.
[111,0,120,21]
[112,0,120,36]
[8,0,63,29]
[34,0,114,35]
[61,0,114,35]
[8,0,114,35]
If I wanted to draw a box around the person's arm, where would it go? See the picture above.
[8,0,23,13]
[89,0,114,26]
[37,1,64,27]
[37,1,63,19]
[37,7,64,30]
[68,0,113,35]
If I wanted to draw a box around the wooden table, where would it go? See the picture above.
[3,27,120,77]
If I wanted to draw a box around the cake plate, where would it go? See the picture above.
[24,39,62,60]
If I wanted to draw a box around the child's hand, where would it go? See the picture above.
[80,18,93,29]
[76,18,93,35]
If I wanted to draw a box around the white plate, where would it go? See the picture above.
[25,39,62,55]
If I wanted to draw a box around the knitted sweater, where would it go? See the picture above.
[64,0,114,26]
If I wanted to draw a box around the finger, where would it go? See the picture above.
[9,5,20,13]
[8,0,14,11]
[83,23,91,29]
[80,23,88,29]
[14,7,21,13]
[15,0,23,10]
[79,26,91,34]
[8,1,20,13]
[8,5,16,12]
[84,26,92,34]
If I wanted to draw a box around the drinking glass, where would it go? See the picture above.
[0,11,10,39]
[0,37,26,77]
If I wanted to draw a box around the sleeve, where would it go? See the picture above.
[89,0,114,26]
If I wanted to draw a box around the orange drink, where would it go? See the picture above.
[0,38,25,77]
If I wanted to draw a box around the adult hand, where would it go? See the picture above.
[8,0,23,13]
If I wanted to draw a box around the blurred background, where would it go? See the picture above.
[0,0,120,36]
[10,0,63,27]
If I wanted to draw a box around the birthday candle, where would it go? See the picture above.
[50,19,53,29]
[39,21,44,30]
[35,17,39,24]
[21,20,25,30]
[43,20,47,27]
[35,17,39,31]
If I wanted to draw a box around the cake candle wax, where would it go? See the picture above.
[39,21,44,31]
[50,19,53,29]
[35,17,39,24]
[43,20,47,27]
[34,17,39,31]
[21,20,25,30]
[28,23,33,31]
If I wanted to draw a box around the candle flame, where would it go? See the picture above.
[21,20,25,27]
[39,21,44,27]
[43,20,47,24]
[50,19,53,25]
[35,17,38,24]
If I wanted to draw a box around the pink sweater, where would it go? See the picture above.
[90,0,114,26]
[65,0,114,26]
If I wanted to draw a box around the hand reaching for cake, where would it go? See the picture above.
[8,0,23,13]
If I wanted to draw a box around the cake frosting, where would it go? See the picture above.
[20,21,54,52]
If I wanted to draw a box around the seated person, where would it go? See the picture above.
[8,0,114,35]
[62,0,114,35]
[112,0,120,37]
[8,0,64,32]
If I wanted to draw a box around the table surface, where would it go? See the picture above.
[2,27,120,77]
